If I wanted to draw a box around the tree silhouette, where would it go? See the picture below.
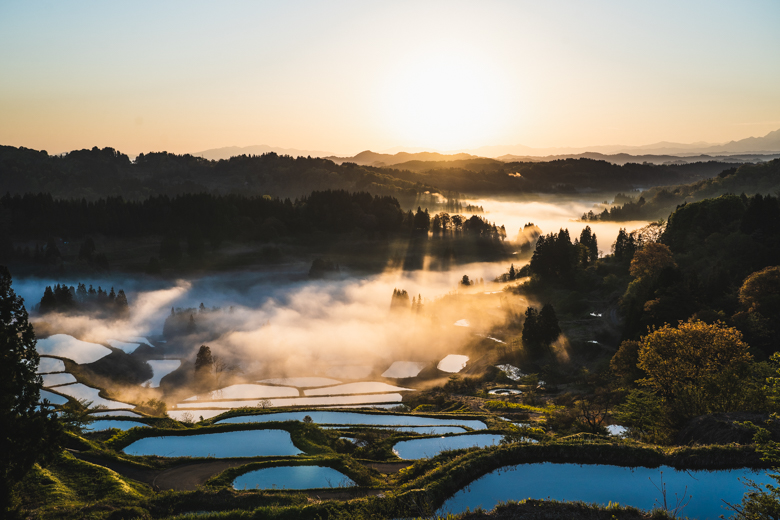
[0,266,62,511]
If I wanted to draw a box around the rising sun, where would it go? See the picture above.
[379,50,516,151]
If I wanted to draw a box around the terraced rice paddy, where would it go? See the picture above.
[393,434,506,459]
[36,334,112,364]
[438,463,773,520]
[123,429,302,457]
[233,466,356,490]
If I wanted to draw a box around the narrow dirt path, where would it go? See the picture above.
[72,451,391,496]
[363,461,413,474]
[153,460,255,491]
[70,451,255,491]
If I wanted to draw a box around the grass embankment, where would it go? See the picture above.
[16,451,152,519]
[417,499,672,520]
[21,434,758,519]
[483,400,562,414]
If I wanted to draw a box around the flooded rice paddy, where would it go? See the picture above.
[216,411,487,430]
[393,434,506,459]
[52,383,134,409]
[37,357,66,373]
[144,360,181,387]
[39,389,69,405]
[175,393,404,411]
[438,463,773,519]
[106,340,141,353]
[324,425,467,435]
[91,410,143,417]
[36,334,111,364]
[302,382,413,396]
[258,377,342,387]
[41,373,77,386]
[84,420,149,431]
[123,429,302,457]
[184,384,299,401]
[233,466,356,490]
[437,355,469,373]
[381,361,427,378]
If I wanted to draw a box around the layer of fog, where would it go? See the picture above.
[22,262,521,387]
[470,197,649,256]
[17,195,650,405]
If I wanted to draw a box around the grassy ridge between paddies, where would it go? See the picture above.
[16,451,152,517]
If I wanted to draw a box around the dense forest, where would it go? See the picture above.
[0,146,430,202]
[374,157,737,194]
[582,158,780,222]
[0,145,740,203]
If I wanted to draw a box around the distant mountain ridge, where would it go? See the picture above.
[325,150,481,167]
[190,128,780,163]
[193,145,334,160]
[468,128,780,157]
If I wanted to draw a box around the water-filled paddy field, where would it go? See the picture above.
[324,425,467,435]
[232,466,356,490]
[145,360,181,387]
[122,429,302,457]
[393,433,506,459]
[216,411,487,430]
[84,420,149,431]
[438,463,772,519]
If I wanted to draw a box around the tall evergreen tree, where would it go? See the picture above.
[0,266,62,512]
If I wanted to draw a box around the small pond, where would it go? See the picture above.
[123,429,302,457]
[217,411,486,430]
[84,420,149,432]
[488,388,522,395]
[233,465,356,490]
[438,463,773,519]
[393,434,506,459]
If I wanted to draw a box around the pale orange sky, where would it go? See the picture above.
[1,1,779,156]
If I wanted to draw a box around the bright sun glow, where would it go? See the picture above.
[379,50,517,151]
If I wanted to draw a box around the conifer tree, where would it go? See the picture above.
[0,266,62,512]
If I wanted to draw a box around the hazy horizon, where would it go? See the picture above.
[2,1,779,156]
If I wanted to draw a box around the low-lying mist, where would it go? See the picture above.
[21,260,527,388]
[470,196,650,256]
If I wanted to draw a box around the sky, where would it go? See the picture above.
[1,0,779,156]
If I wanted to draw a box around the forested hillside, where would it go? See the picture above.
[582,158,780,222]
[1,145,738,202]
[376,157,735,194]
[0,146,430,201]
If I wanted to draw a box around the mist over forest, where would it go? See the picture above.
[5,128,780,519]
